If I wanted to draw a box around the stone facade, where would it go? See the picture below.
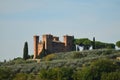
[33,34,74,59]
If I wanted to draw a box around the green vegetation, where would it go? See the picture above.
[23,41,29,60]
[95,41,115,49]
[0,49,120,80]
[74,38,92,50]
[74,38,115,50]
[0,67,14,80]
[92,37,95,49]
[116,41,120,48]
[38,67,73,80]
[73,59,120,80]
[0,58,120,80]
[43,53,56,61]
[101,72,120,80]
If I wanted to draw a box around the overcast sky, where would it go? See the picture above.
[0,0,120,61]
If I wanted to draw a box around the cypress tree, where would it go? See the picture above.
[92,37,95,49]
[23,41,28,60]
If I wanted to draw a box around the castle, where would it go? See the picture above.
[33,34,74,59]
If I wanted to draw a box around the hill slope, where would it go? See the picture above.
[1,49,120,73]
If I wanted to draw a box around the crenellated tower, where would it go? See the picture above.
[42,34,53,53]
[33,35,39,59]
[64,35,74,51]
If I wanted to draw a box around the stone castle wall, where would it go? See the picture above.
[33,34,74,59]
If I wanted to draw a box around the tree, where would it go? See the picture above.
[83,39,92,50]
[92,37,95,49]
[116,41,120,48]
[95,41,106,49]
[23,42,28,60]
[74,38,92,50]
[105,43,115,49]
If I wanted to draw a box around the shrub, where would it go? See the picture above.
[73,52,85,58]
[38,67,73,80]
[73,59,120,80]
[13,73,28,80]
[101,71,120,80]
[0,67,13,80]
[43,54,56,61]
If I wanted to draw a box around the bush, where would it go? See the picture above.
[0,67,13,80]
[73,59,120,80]
[38,67,73,80]
[73,52,85,58]
[101,71,120,80]
[90,59,119,80]
[13,73,28,80]
[43,54,56,61]
[13,73,43,80]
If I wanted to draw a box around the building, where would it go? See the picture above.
[33,34,74,59]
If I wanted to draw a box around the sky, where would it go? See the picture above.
[0,0,120,61]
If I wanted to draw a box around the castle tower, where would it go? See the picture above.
[42,34,53,53]
[33,35,39,59]
[64,35,74,51]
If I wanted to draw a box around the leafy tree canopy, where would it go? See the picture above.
[116,41,120,48]
[74,38,115,50]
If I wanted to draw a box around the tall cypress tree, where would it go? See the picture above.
[92,37,95,49]
[23,41,28,60]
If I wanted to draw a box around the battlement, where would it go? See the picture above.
[33,34,74,59]
[53,36,59,41]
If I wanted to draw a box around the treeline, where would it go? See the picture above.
[0,59,120,80]
[74,38,116,50]
[22,39,120,60]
